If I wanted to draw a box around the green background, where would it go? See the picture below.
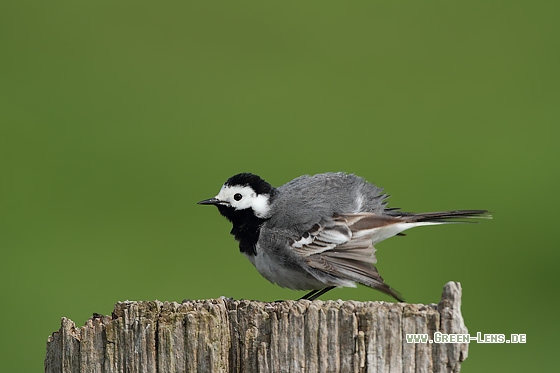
[1,1,558,371]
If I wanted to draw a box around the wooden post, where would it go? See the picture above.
[45,282,468,373]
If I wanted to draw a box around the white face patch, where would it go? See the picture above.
[215,185,271,218]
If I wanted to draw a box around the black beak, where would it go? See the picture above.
[197,197,221,205]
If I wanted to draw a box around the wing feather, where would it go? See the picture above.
[290,212,409,301]
[290,209,488,301]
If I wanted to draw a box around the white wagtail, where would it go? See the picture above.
[198,172,489,301]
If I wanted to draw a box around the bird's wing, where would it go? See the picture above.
[291,209,489,301]
[291,212,436,259]
[291,213,412,301]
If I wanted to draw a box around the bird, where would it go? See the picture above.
[198,172,489,301]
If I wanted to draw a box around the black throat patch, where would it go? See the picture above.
[215,173,277,256]
[217,205,266,256]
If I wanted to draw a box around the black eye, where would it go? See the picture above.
[233,193,243,201]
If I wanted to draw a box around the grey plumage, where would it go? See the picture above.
[269,173,387,229]
[198,172,489,301]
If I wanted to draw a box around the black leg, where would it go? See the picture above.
[299,289,320,300]
[299,286,336,301]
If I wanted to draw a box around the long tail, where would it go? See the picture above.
[333,209,490,245]
[394,209,491,223]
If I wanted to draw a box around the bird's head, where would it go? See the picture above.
[198,173,276,219]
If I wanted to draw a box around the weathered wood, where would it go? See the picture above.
[45,282,468,373]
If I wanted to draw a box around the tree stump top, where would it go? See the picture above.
[46,281,468,373]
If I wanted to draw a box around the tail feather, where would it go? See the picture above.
[394,209,491,223]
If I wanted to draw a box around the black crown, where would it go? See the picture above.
[225,173,275,196]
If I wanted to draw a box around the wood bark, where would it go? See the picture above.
[45,281,468,373]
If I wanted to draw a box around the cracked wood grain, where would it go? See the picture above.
[45,282,468,373]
